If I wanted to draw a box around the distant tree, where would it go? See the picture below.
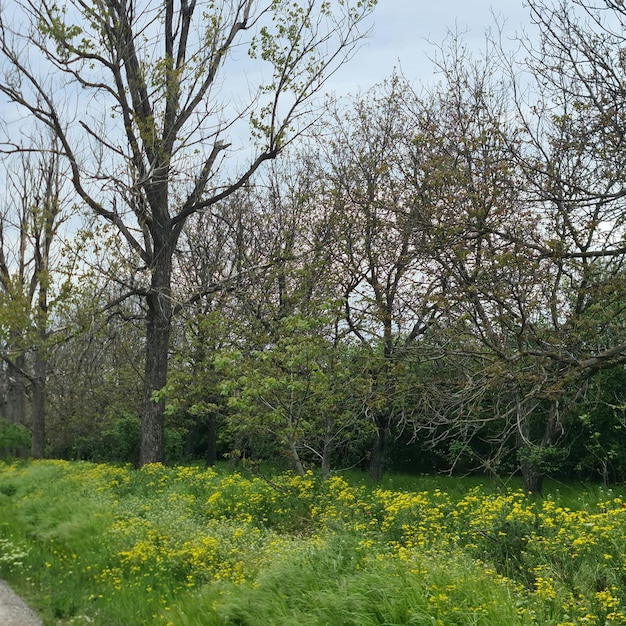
[324,77,445,481]
[0,0,377,464]
[0,137,71,457]
[46,283,145,462]
[165,152,345,468]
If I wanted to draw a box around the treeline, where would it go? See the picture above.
[2,1,626,494]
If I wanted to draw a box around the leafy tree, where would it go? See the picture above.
[218,312,368,476]
[0,418,30,459]
[323,76,446,480]
[0,0,376,465]
[162,310,231,466]
[165,152,348,468]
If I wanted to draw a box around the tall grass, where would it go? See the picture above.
[172,534,529,626]
[1,460,626,625]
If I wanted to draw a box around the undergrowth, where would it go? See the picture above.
[1,460,626,625]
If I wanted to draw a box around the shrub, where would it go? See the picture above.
[0,419,30,459]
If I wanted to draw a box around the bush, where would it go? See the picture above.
[0,419,30,459]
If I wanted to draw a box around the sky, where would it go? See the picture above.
[0,0,537,164]
[0,1,535,127]
[326,0,534,95]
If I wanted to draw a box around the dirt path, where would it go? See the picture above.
[0,580,43,626]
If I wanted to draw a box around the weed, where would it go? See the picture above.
[2,460,626,625]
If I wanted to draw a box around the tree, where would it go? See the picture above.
[164,151,350,469]
[45,283,145,462]
[0,0,376,464]
[322,77,446,481]
[217,313,359,476]
[415,19,626,493]
[494,0,626,490]
[0,138,71,457]
[507,0,626,376]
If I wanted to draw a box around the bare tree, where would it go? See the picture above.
[0,0,376,464]
[0,136,70,457]
[420,20,626,493]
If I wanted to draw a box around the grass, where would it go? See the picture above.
[1,460,626,624]
[171,535,528,626]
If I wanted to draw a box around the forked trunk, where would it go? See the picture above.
[287,437,305,476]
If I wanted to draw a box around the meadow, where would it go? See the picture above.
[1,461,626,624]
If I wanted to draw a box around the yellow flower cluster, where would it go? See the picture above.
[4,461,626,625]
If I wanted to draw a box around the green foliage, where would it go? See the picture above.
[518,444,569,479]
[159,310,232,463]
[0,279,32,343]
[216,313,371,474]
[248,0,377,144]
[58,412,186,466]
[0,419,30,459]
[37,4,88,59]
[64,413,141,464]
[560,368,626,484]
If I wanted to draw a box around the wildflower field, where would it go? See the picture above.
[2,462,626,625]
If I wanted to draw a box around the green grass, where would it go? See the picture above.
[2,460,626,625]
[172,534,530,626]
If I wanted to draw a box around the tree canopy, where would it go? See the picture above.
[1,0,626,493]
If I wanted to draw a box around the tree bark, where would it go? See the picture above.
[287,436,305,476]
[30,349,46,459]
[521,457,544,495]
[139,239,173,465]
[368,413,389,482]
[516,400,544,495]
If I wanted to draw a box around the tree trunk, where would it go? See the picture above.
[4,357,27,425]
[521,457,544,495]
[518,399,562,496]
[30,349,46,459]
[205,413,217,467]
[287,437,305,476]
[139,245,173,466]
[368,413,389,482]
[369,336,393,482]
[184,420,201,458]
[321,449,331,479]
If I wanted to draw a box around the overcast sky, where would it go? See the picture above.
[326,0,533,95]
[0,1,537,152]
